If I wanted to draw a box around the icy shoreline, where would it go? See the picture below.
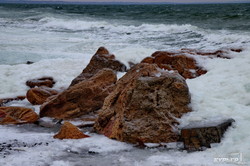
[0,48,250,165]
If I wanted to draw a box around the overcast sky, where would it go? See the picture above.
[0,0,249,3]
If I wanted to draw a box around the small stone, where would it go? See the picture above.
[26,77,55,88]
[53,122,90,139]
[230,48,243,53]
[0,107,39,125]
[26,86,58,105]
[26,61,34,65]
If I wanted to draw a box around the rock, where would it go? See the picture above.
[94,63,191,144]
[76,122,95,128]
[53,121,90,139]
[70,47,126,86]
[26,61,34,65]
[141,48,235,79]
[180,119,235,151]
[0,96,26,106]
[26,86,59,105]
[230,48,243,53]
[180,48,228,58]
[26,77,55,88]
[0,107,39,125]
[142,51,207,79]
[128,61,136,68]
[40,69,117,120]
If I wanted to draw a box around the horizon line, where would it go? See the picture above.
[0,1,250,5]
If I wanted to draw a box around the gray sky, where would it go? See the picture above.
[1,0,249,3]
[64,0,247,2]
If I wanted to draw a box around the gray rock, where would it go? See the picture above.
[181,118,235,151]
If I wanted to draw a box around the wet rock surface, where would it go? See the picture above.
[54,121,90,139]
[40,69,117,120]
[0,107,39,125]
[141,48,239,79]
[70,47,126,86]
[26,77,55,88]
[26,86,59,105]
[95,63,191,143]
[181,119,235,151]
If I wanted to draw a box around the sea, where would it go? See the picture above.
[0,3,250,166]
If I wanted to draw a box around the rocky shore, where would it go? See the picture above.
[0,47,240,155]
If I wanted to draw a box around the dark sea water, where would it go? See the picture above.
[1,3,250,30]
[0,3,250,64]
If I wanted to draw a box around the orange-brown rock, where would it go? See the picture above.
[0,107,39,125]
[141,48,239,79]
[40,69,117,120]
[142,51,207,79]
[26,77,55,88]
[0,96,26,106]
[70,47,126,86]
[94,63,191,144]
[26,86,58,105]
[53,121,90,139]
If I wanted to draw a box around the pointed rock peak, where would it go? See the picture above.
[95,47,110,56]
[53,121,90,139]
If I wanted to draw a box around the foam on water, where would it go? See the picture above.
[0,58,87,98]
[39,17,110,32]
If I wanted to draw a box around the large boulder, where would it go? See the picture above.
[26,86,59,105]
[94,63,191,143]
[54,121,90,139]
[0,107,39,125]
[26,77,55,88]
[70,47,126,86]
[40,69,117,120]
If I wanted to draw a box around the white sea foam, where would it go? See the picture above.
[39,17,110,31]
[37,16,198,34]
[0,58,87,98]
[114,45,156,67]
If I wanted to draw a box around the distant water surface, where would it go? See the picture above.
[0,3,250,64]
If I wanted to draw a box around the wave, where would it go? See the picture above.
[38,17,109,32]
[36,16,200,34]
